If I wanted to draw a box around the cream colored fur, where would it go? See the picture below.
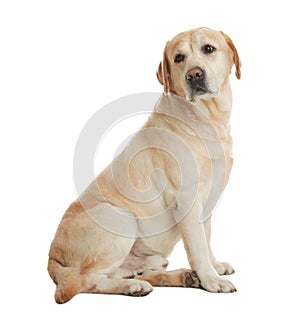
[48,27,241,303]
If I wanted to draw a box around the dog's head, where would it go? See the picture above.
[157,28,241,101]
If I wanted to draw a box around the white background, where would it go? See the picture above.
[1,0,300,327]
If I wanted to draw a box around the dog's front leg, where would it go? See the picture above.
[178,204,236,293]
[204,216,235,276]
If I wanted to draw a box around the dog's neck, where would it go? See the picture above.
[192,79,233,140]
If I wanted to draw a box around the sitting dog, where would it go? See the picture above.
[48,27,241,303]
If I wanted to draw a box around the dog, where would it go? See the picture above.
[48,27,241,303]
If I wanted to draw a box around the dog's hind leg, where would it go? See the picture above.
[83,271,153,296]
[135,269,200,288]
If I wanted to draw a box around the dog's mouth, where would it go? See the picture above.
[186,82,210,101]
[194,85,208,93]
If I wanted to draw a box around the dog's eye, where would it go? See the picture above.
[174,54,185,63]
[202,44,216,54]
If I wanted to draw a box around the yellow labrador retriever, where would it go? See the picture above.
[48,27,241,303]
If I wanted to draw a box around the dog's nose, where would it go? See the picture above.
[186,67,203,81]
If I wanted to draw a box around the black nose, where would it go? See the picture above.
[186,67,204,81]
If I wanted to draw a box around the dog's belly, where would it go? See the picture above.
[120,226,181,272]
[120,251,147,271]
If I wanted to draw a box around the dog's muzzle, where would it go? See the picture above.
[185,67,208,96]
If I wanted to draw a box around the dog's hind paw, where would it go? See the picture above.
[183,270,201,288]
[126,280,153,297]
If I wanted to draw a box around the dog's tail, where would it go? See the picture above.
[48,258,83,304]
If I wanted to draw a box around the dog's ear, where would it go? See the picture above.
[220,31,241,80]
[156,41,170,93]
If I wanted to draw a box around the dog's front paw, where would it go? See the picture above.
[212,261,235,276]
[200,276,236,293]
